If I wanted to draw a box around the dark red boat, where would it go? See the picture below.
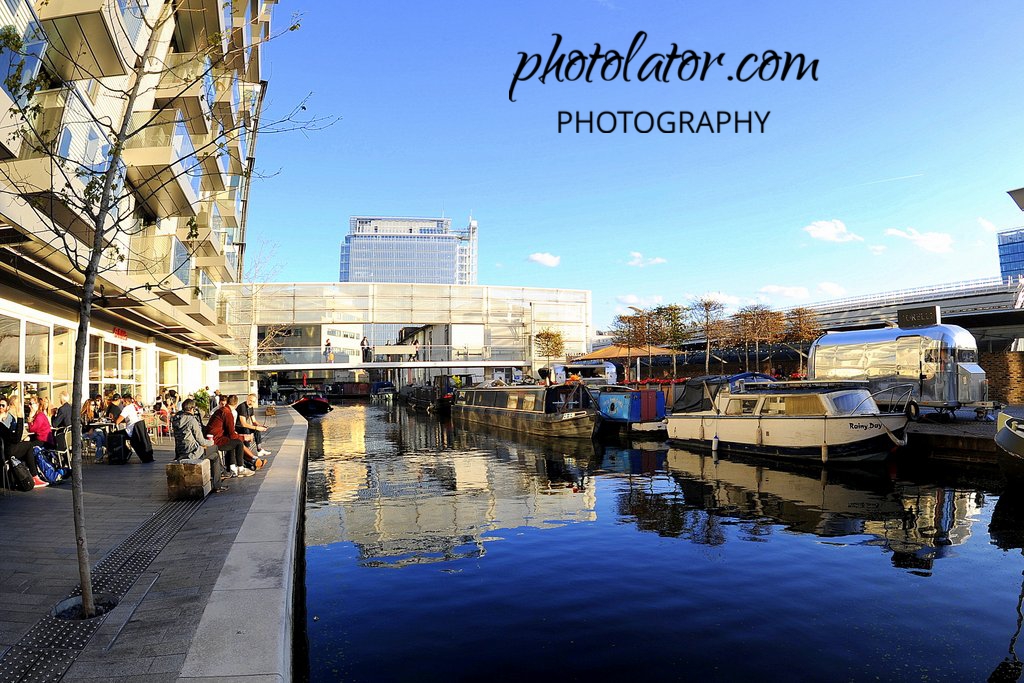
[291,395,333,419]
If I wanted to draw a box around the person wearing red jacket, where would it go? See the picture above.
[205,395,252,477]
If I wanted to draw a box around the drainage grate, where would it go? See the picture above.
[18,618,102,653]
[0,646,76,683]
[68,573,138,599]
[0,498,205,681]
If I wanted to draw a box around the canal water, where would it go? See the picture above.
[303,403,1024,681]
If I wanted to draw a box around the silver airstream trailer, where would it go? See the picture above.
[807,324,992,419]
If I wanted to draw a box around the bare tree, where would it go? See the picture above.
[0,2,327,616]
[735,304,785,373]
[690,297,727,374]
[650,303,692,379]
[237,239,288,392]
[784,307,823,376]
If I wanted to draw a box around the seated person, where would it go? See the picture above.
[51,390,73,430]
[172,398,226,492]
[80,398,107,463]
[206,396,251,478]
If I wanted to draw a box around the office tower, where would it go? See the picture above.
[339,216,478,284]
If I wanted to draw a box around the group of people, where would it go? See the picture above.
[0,390,74,487]
[171,393,272,493]
[2,388,272,493]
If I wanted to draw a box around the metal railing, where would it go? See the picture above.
[221,344,530,367]
[806,277,1019,315]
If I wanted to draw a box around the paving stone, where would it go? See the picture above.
[0,409,302,681]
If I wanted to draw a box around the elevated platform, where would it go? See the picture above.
[218,359,528,372]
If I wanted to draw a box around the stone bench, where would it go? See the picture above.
[166,457,211,500]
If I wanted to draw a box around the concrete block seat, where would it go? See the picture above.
[166,457,211,500]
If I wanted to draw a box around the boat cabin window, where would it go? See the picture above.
[829,390,879,415]
[507,392,521,410]
[957,349,977,363]
[725,398,759,415]
[522,393,537,412]
[759,395,825,416]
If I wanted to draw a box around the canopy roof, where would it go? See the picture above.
[575,344,678,360]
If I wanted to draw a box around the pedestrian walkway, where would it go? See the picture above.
[0,409,307,682]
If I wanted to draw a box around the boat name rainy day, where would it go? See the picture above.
[508,31,820,134]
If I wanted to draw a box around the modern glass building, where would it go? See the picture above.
[217,282,592,396]
[998,228,1024,281]
[339,216,478,285]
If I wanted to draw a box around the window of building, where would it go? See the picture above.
[0,314,19,374]
[24,321,48,375]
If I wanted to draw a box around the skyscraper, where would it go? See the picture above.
[339,216,478,284]
[997,227,1024,281]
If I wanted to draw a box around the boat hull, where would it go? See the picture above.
[452,405,595,439]
[995,412,1024,480]
[666,413,907,462]
[291,397,332,418]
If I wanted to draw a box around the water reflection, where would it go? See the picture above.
[624,447,985,575]
[305,405,597,568]
[305,404,1024,681]
[307,405,1000,575]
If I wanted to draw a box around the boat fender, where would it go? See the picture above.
[821,443,828,464]
[712,435,719,454]
[756,425,762,447]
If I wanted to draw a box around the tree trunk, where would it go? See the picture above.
[70,269,97,617]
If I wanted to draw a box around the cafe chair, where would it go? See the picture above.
[51,427,73,470]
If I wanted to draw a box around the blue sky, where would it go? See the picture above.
[246,1,1024,329]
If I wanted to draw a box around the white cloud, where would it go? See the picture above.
[978,217,998,234]
[868,245,887,255]
[884,227,953,253]
[817,282,847,298]
[528,252,560,267]
[803,219,863,243]
[614,294,664,314]
[760,284,809,299]
[626,251,667,267]
[702,291,743,306]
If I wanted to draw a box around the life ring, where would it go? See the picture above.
[905,402,920,422]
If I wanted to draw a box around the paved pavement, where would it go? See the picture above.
[0,409,307,682]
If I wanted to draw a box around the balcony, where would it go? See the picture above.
[153,52,214,137]
[122,110,202,218]
[126,231,193,304]
[176,204,228,257]
[5,87,124,243]
[0,2,47,159]
[212,70,240,130]
[193,129,229,191]
[183,269,218,325]
[37,0,148,80]
[172,0,227,56]
[195,243,238,282]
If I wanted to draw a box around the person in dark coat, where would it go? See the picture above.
[173,398,226,492]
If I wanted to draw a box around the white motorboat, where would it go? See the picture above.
[665,380,908,463]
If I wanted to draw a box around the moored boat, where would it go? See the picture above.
[592,385,667,438]
[452,382,596,438]
[291,394,333,418]
[995,411,1024,481]
[666,380,908,463]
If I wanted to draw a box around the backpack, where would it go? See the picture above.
[5,457,34,491]
[33,446,63,485]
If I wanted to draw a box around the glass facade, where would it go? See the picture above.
[219,283,592,391]
[998,228,1024,281]
[339,216,478,285]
